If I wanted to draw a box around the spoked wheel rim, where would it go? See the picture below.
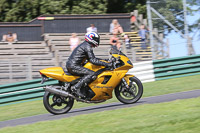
[48,94,71,110]
[119,80,138,100]
[115,77,143,104]
[43,91,74,115]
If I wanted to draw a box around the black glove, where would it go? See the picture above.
[106,62,114,71]
[111,57,116,62]
[104,59,110,61]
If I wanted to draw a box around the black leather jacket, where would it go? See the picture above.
[66,41,109,68]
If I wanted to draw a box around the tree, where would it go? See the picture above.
[187,0,200,33]
[0,0,147,22]
[150,0,184,34]
[149,0,200,35]
[107,0,146,15]
[71,0,107,14]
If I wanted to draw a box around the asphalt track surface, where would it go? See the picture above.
[1,89,200,128]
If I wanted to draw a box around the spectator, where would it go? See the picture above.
[86,24,97,33]
[138,24,148,49]
[69,33,80,51]
[124,34,131,49]
[109,32,121,49]
[2,32,18,43]
[109,19,124,34]
[130,15,136,23]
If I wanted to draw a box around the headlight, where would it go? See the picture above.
[127,60,133,66]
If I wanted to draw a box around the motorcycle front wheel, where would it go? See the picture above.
[115,76,143,104]
[43,91,74,115]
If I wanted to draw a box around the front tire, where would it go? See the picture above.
[43,91,74,115]
[115,76,143,104]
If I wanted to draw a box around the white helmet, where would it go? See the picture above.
[85,32,100,47]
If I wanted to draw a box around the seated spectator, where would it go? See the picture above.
[86,24,97,33]
[2,32,18,43]
[109,19,124,34]
[69,33,80,51]
[124,34,131,49]
[138,24,148,49]
[109,32,121,49]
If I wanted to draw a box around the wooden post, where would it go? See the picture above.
[159,33,164,58]
[153,28,158,59]
[166,38,170,58]
[9,62,12,83]
[139,14,143,24]
[27,57,32,80]
[143,19,147,26]
[132,47,137,62]
[122,41,127,55]
[133,10,139,30]
[54,50,60,66]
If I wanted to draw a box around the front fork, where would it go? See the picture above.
[121,77,136,97]
[122,78,129,89]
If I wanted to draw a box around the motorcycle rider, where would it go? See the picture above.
[66,32,112,98]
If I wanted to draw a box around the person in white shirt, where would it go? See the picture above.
[69,33,80,51]
[86,24,97,33]
[109,19,123,34]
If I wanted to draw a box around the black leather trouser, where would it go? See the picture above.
[67,65,96,90]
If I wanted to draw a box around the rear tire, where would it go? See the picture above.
[43,91,74,115]
[115,76,143,104]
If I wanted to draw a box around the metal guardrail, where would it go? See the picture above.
[0,79,57,105]
[153,54,200,80]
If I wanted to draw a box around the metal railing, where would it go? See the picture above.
[0,57,32,84]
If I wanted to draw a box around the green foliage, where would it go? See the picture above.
[107,0,146,14]
[0,0,199,34]
[0,0,146,22]
[151,0,184,33]
[71,0,107,14]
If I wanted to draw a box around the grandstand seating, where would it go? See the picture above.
[43,32,152,66]
[43,33,117,67]
[0,41,57,84]
[0,32,153,84]
[124,32,152,61]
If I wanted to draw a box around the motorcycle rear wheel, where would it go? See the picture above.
[43,91,74,115]
[115,76,143,104]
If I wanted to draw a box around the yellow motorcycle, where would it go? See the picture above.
[40,48,143,115]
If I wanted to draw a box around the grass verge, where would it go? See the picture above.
[0,74,200,122]
[1,97,200,133]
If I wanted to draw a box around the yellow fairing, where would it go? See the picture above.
[40,67,80,82]
[112,54,133,70]
[40,54,134,101]
[124,74,135,85]
[87,55,134,101]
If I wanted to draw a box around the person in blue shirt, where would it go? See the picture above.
[138,25,148,49]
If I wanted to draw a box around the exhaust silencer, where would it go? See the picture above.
[44,85,106,103]
[44,86,74,98]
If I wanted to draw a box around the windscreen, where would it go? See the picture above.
[109,48,127,57]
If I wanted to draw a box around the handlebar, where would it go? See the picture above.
[108,56,121,70]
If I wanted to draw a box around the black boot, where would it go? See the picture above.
[71,82,86,98]
[71,75,94,98]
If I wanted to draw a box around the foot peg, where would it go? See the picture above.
[71,86,86,98]
[76,89,86,98]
